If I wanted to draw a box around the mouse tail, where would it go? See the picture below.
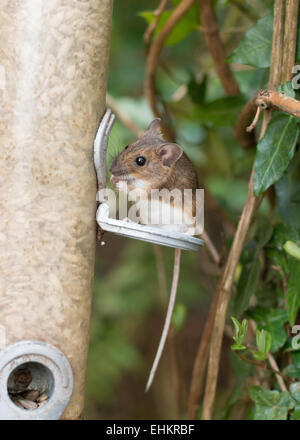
[145,248,181,392]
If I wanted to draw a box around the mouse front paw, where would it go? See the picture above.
[122,216,134,223]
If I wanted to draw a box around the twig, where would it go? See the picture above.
[144,0,169,49]
[144,0,195,136]
[268,353,288,392]
[282,0,299,83]
[235,350,266,368]
[247,90,300,132]
[201,230,221,266]
[269,0,285,91]
[187,289,220,419]
[249,320,288,392]
[106,94,144,138]
[199,0,240,96]
[146,248,181,391]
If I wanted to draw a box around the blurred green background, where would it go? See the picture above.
[85,0,273,419]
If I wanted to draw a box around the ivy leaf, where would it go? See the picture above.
[290,383,300,420]
[249,386,295,420]
[284,351,300,379]
[227,15,273,68]
[221,351,253,419]
[254,113,299,196]
[228,14,300,67]
[247,307,288,352]
[291,407,300,420]
[290,382,300,403]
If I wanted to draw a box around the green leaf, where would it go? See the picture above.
[290,407,300,420]
[286,258,300,326]
[228,13,300,68]
[231,317,248,348]
[231,316,241,335]
[235,255,261,316]
[283,241,300,261]
[188,74,207,104]
[254,113,299,196]
[284,352,300,379]
[277,82,296,98]
[249,386,295,420]
[231,344,246,351]
[221,351,253,419]
[275,151,300,230]
[139,5,199,47]
[227,15,273,68]
[292,351,300,369]
[288,384,300,420]
[247,307,288,352]
[290,382,300,403]
[252,329,271,361]
[171,303,187,331]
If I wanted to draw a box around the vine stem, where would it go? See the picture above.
[199,0,239,96]
[282,0,299,83]
[201,169,263,419]
[144,0,168,48]
[144,0,195,139]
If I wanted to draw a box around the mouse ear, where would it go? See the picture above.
[156,143,183,166]
[144,118,163,138]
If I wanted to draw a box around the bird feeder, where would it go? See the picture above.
[0,0,113,419]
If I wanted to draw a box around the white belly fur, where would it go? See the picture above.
[128,199,197,236]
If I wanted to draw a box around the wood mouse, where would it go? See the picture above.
[108,118,203,391]
[109,118,202,235]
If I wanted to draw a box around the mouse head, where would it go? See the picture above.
[110,119,183,193]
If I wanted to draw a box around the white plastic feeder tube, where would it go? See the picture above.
[0,0,113,419]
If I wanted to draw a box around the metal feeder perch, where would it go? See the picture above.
[94,110,204,252]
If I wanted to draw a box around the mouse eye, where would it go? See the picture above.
[135,156,146,166]
[124,145,129,150]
